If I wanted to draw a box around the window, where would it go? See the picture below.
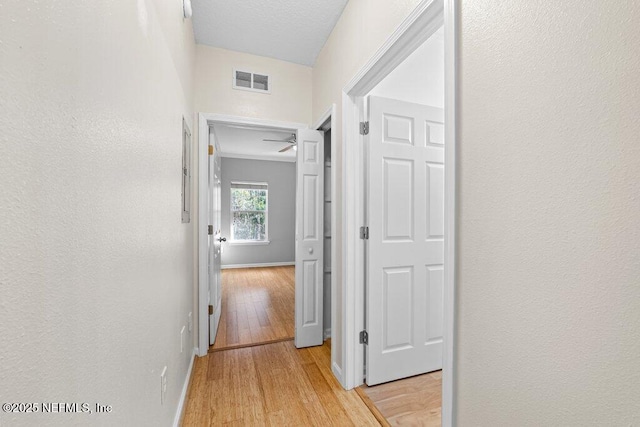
[230,182,268,242]
[181,118,191,223]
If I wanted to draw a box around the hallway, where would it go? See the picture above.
[211,266,295,351]
[184,340,379,426]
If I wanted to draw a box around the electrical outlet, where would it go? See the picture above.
[160,366,167,405]
[188,312,192,332]
[180,326,185,353]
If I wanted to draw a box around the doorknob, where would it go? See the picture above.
[218,237,227,242]
[308,247,313,254]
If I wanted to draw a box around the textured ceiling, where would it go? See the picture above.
[191,0,349,66]
[213,124,297,162]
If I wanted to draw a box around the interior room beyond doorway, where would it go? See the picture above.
[209,123,299,352]
[210,266,295,351]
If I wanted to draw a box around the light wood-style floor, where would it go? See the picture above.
[193,265,439,426]
[211,266,295,352]
[183,340,381,426]
[357,371,442,427]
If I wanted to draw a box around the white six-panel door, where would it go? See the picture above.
[294,129,325,348]
[366,96,444,385]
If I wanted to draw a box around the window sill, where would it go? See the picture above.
[227,240,270,246]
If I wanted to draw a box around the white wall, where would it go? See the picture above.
[220,158,296,266]
[312,0,423,382]
[456,1,640,424]
[369,27,444,108]
[0,0,196,425]
[195,45,313,124]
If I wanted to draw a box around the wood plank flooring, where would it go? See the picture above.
[358,371,442,427]
[193,265,439,426]
[183,340,381,426]
[211,266,295,351]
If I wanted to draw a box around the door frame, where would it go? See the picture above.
[341,0,457,424]
[312,104,339,381]
[197,113,308,357]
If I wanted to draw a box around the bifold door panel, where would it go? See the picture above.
[295,129,325,348]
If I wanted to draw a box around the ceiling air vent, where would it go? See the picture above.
[233,69,270,94]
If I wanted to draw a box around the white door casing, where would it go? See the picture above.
[366,96,444,385]
[197,114,309,358]
[209,143,222,345]
[295,129,325,348]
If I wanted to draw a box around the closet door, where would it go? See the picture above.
[294,129,324,348]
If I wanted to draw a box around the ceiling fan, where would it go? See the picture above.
[263,133,297,153]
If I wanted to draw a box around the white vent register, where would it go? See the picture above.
[233,69,270,93]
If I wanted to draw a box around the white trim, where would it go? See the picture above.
[230,181,268,187]
[197,114,209,357]
[331,362,344,378]
[343,1,443,95]
[221,261,295,269]
[219,152,296,163]
[198,113,308,357]
[172,348,197,427]
[226,240,270,246]
[340,1,456,424]
[341,89,364,390]
[203,114,307,132]
[324,328,332,340]
[312,105,334,131]
[442,0,458,425]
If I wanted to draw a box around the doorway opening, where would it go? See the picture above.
[197,115,307,358]
[353,24,445,426]
[197,114,339,373]
[312,105,338,371]
[209,122,299,352]
[341,0,456,425]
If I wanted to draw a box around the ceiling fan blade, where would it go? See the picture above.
[263,138,291,143]
[264,133,296,144]
[279,145,295,153]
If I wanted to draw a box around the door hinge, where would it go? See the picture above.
[208,145,214,156]
[360,226,369,240]
[208,305,213,315]
[360,121,369,135]
[359,330,368,345]
[208,225,213,235]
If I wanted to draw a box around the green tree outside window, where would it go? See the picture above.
[231,185,267,241]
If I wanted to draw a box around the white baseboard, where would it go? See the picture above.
[332,361,345,389]
[323,328,332,340]
[221,261,294,270]
[173,348,197,427]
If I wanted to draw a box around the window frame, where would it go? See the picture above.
[229,181,269,245]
